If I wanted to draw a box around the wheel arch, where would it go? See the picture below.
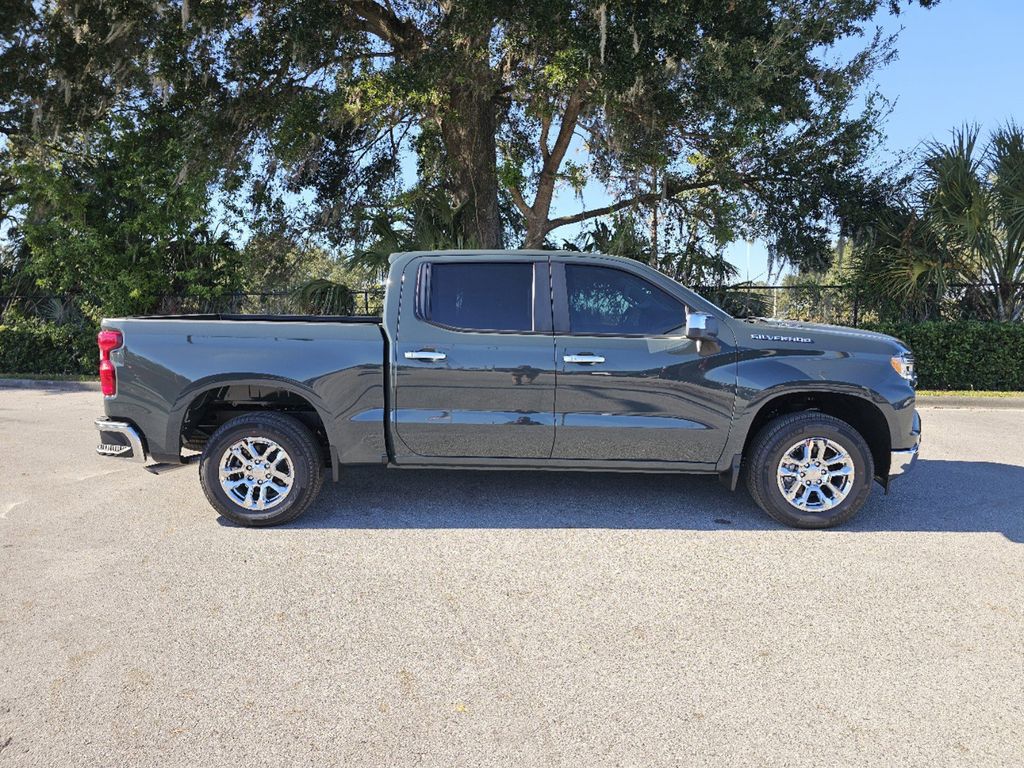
[167,376,335,466]
[733,388,893,483]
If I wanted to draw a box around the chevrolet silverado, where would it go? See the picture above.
[95,249,920,528]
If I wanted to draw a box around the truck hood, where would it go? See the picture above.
[739,318,909,353]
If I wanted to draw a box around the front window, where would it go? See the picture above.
[564,264,685,336]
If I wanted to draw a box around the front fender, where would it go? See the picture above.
[715,348,915,473]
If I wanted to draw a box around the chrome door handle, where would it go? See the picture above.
[563,354,605,365]
[404,350,447,362]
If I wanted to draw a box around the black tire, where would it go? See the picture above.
[199,412,324,527]
[745,412,874,529]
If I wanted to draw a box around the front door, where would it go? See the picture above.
[551,260,736,464]
[392,257,556,459]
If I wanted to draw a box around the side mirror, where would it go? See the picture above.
[685,312,719,341]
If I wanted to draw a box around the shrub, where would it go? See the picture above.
[2,316,1021,391]
[0,319,96,376]
[867,321,1024,391]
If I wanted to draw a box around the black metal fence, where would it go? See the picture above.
[3,282,1021,327]
[1,289,386,319]
[694,284,867,326]
[139,289,387,317]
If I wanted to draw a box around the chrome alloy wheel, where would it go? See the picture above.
[776,437,855,512]
[218,437,294,511]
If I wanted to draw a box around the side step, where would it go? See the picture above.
[144,454,201,475]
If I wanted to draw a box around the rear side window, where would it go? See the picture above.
[426,262,534,332]
[565,264,684,336]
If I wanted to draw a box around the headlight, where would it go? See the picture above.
[890,354,916,386]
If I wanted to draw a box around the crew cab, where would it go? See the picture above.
[95,249,921,528]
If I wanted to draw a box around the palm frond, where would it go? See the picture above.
[989,123,1024,281]
[291,278,354,315]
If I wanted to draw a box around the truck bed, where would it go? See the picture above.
[100,314,388,465]
[123,314,381,323]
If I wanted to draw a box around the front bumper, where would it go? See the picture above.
[889,443,919,477]
[95,418,147,462]
[888,408,921,480]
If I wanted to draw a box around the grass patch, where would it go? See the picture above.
[917,389,1024,398]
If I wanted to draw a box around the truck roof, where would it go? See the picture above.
[387,248,613,263]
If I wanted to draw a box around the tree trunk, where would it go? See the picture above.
[520,90,587,250]
[438,69,504,249]
[522,217,549,249]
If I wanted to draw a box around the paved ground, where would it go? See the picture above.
[1,387,1022,767]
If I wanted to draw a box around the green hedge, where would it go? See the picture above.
[2,317,1022,390]
[0,320,96,376]
[867,321,1024,391]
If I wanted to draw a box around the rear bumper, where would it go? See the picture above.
[888,408,921,480]
[95,418,147,462]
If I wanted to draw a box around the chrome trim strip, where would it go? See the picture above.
[889,444,919,478]
[95,418,147,462]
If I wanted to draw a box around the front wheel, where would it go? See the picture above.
[745,412,874,529]
[199,412,324,527]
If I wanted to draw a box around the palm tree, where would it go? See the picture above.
[290,190,479,315]
[347,190,480,278]
[856,125,1024,321]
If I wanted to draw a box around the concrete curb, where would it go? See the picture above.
[0,378,101,391]
[917,395,1024,409]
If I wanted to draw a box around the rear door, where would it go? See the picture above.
[392,256,556,459]
[551,259,736,464]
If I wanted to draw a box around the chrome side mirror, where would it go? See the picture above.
[685,312,719,341]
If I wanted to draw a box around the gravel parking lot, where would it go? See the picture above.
[1,386,1022,767]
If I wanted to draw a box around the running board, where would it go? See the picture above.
[144,454,201,475]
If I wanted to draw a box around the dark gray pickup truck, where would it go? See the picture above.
[95,249,920,528]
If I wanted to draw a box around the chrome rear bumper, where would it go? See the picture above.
[95,418,147,462]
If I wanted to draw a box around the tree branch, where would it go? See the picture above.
[542,89,586,182]
[545,178,716,230]
[546,192,663,229]
[509,185,532,219]
[544,171,793,232]
[538,112,552,165]
[528,86,589,224]
[340,1,425,54]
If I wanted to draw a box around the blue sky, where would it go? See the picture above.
[550,0,1024,283]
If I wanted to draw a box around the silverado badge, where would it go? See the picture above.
[750,333,813,343]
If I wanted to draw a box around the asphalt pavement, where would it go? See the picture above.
[1,387,1021,767]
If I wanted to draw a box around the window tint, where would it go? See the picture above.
[428,262,534,332]
[564,264,683,336]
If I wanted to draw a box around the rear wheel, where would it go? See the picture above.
[745,412,874,529]
[199,412,324,527]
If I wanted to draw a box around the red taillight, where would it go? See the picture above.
[97,330,123,396]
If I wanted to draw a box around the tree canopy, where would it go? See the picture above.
[2,0,938,311]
